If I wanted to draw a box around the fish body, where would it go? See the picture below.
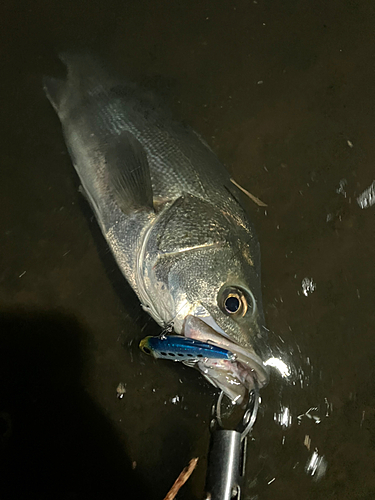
[44,53,270,403]
[139,335,235,361]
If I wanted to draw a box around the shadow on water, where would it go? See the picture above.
[0,308,151,500]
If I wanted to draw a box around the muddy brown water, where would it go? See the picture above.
[1,1,375,498]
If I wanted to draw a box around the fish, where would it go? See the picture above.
[139,334,236,361]
[44,53,270,403]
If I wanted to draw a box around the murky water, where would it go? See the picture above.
[1,1,375,498]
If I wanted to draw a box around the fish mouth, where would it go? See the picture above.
[183,315,269,404]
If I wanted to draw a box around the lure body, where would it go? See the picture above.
[139,335,235,362]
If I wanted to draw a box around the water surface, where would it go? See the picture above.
[1,1,375,498]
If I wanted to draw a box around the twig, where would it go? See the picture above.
[163,457,199,500]
[230,178,268,207]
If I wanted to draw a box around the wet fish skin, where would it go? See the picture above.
[44,53,269,401]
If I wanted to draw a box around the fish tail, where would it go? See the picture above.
[43,51,115,116]
[59,51,108,84]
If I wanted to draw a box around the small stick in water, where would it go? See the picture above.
[230,178,268,207]
[163,457,199,500]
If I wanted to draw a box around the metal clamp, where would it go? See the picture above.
[204,382,260,500]
[211,379,260,440]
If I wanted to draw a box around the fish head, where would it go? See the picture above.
[162,235,270,402]
[181,248,269,402]
[148,194,270,402]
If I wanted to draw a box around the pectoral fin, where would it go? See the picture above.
[104,131,154,214]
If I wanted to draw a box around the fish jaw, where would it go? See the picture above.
[183,314,269,403]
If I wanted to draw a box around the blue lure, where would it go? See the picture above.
[139,335,235,362]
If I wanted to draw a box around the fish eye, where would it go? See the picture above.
[219,286,248,317]
[143,347,151,354]
[225,296,240,313]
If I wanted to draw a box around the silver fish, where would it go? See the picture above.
[44,53,270,403]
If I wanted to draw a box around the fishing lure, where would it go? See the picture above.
[139,335,235,362]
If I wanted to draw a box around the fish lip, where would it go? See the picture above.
[183,314,270,391]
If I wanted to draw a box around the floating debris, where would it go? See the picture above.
[163,458,199,500]
[304,435,311,451]
[357,180,375,209]
[336,178,348,197]
[116,382,126,399]
[305,450,327,481]
[230,178,268,207]
[324,397,332,417]
[301,278,316,297]
[360,410,365,428]
[274,405,292,428]
[347,140,354,148]
[297,406,321,424]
